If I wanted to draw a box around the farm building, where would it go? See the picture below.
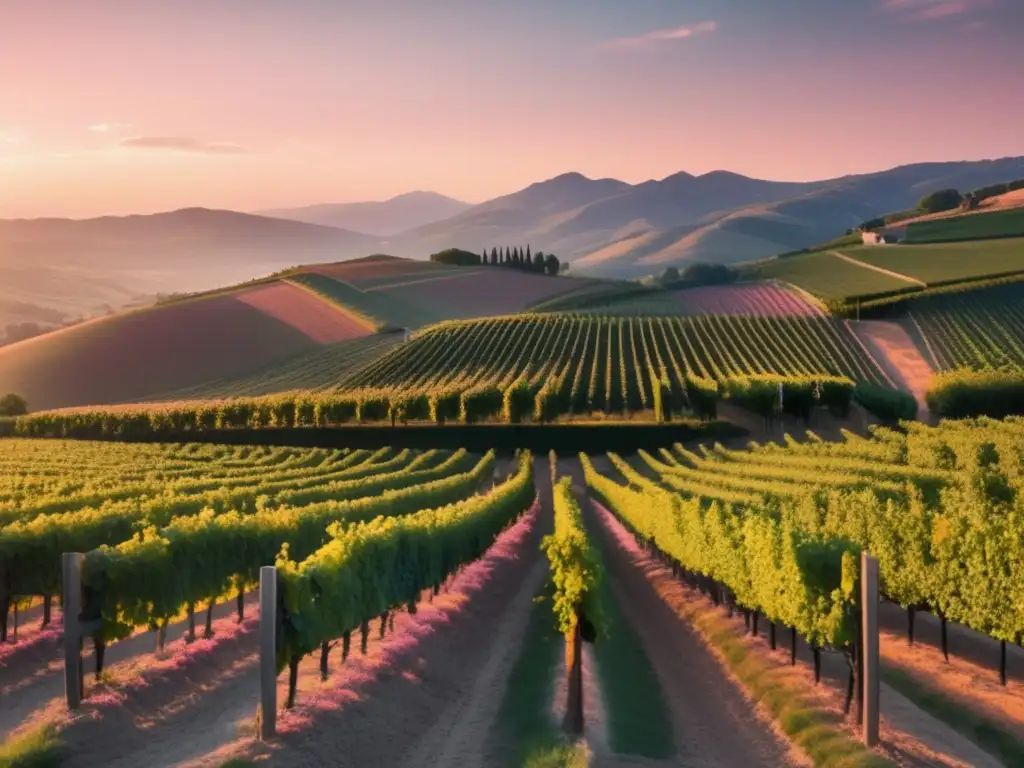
[861,231,900,245]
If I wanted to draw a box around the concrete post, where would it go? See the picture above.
[259,565,278,739]
[861,552,880,746]
[62,552,84,711]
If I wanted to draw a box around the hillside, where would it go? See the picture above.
[0,280,371,411]
[0,208,377,329]
[258,191,472,236]
[0,255,600,410]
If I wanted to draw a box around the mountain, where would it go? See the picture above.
[0,208,377,328]
[388,158,1024,277]
[258,191,471,236]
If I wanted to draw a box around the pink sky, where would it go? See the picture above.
[1,1,1021,219]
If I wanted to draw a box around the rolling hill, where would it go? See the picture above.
[258,191,471,236]
[0,208,377,330]
[0,255,597,410]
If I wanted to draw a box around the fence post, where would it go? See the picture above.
[861,552,880,746]
[62,552,84,711]
[259,565,278,740]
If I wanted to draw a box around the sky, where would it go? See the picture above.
[1,0,1022,219]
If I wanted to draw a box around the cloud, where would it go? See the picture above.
[599,20,717,51]
[88,123,132,134]
[882,0,990,20]
[118,136,249,154]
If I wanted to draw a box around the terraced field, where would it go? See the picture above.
[837,238,1024,285]
[751,252,915,300]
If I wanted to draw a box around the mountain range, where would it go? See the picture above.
[3,155,1023,328]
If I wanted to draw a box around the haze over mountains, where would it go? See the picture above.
[258,191,471,236]
[3,155,1023,330]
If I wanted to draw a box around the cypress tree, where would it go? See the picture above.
[491,246,498,266]
[481,250,488,265]
[526,244,532,264]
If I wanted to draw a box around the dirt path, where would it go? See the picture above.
[403,557,547,768]
[584,495,796,767]
[829,250,927,287]
[852,320,935,421]
[0,593,258,742]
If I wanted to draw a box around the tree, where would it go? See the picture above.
[0,393,28,417]
[525,245,532,265]
[504,246,511,266]
[533,252,545,273]
[544,253,560,276]
[681,263,737,286]
[429,248,481,267]
[917,189,962,214]
[481,250,488,265]
[659,267,680,285]
[491,246,499,265]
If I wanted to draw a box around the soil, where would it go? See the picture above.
[579,482,797,767]
[586,495,1006,768]
[852,320,935,421]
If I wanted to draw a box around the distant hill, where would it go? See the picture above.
[386,158,1024,278]
[258,191,471,236]
[0,207,378,328]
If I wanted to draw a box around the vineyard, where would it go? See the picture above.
[585,416,1024,676]
[909,283,1024,371]
[554,283,825,318]
[11,313,901,437]
[0,439,517,645]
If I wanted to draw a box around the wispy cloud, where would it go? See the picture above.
[0,129,21,145]
[599,20,717,52]
[118,136,249,154]
[88,123,133,134]
[882,0,990,21]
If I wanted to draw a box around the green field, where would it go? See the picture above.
[287,273,444,330]
[750,252,914,300]
[909,283,1024,371]
[905,207,1024,243]
[837,238,1024,285]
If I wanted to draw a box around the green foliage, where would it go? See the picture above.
[582,453,859,648]
[854,383,918,422]
[906,206,1024,244]
[80,451,499,642]
[926,368,1024,419]
[684,374,720,421]
[275,451,535,666]
[0,393,28,417]
[429,248,482,267]
[0,723,64,767]
[722,375,853,423]
[541,477,604,640]
[918,188,962,214]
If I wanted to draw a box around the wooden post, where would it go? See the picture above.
[861,552,879,747]
[62,553,84,711]
[564,618,583,735]
[258,565,277,740]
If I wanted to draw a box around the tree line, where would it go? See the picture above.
[429,246,561,276]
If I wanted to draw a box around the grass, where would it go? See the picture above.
[880,666,1024,766]
[671,597,893,767]
[752,252,913,301]
[590,539,675,759]
[494,585,587,767]
[837,238,1024,285]
[906,206,1024,243]
[287,273,443,330]
[0,724,64,768]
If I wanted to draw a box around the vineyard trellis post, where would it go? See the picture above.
[259,565,278,740]
[61,552,84,711]
[861,552,879,746]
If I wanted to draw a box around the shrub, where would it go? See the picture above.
[0,393,28,417]
[917,189,962,214]
[926,369,1024,419]
[854,383,918,423]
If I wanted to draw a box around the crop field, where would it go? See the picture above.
[344,314,886,398]
[750,252,915,300]
[561,283,823,317]
[287,273,444,330]
[908,283,1024,371]
[369,269,592,320]
[905,206,1024,243]
[837,238,1024,286]
[152,333,406,400]
[586,416,1024,676]
[0,280,370,412]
